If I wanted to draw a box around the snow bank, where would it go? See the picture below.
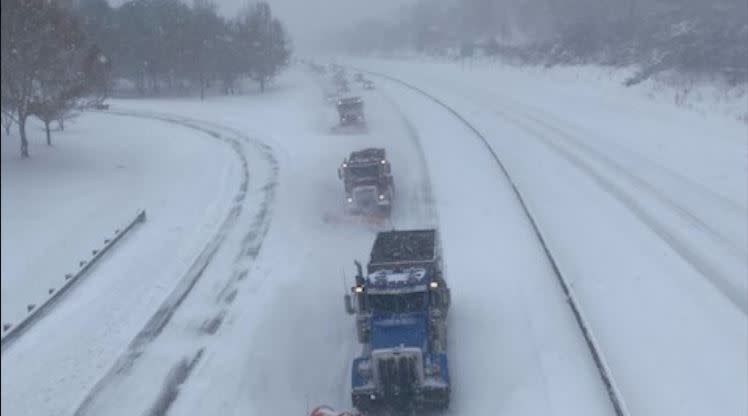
[346,54,748,123]
[1,111,242,416]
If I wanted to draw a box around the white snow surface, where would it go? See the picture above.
[1,115,235,326]
[347,58,748,416]
[2,59,745,416]
[1,113,242,415]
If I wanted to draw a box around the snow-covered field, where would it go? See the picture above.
[1,115,237,326]
[365,55,748,123]
[1,111,243,415]
[1,61,746,416]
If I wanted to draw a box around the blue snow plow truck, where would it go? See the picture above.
[344,229,451,414]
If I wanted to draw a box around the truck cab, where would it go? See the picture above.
[345,229,450,413]
[338,148,393,217]
[336,97,365,126]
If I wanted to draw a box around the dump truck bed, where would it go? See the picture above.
[368,229,437,272]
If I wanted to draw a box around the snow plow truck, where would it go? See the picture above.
[343,229,451,414]
[338,148,393,218]
[336,96,365,126]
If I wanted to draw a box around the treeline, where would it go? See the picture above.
[1,0,292,158]
[335,0,747,85]
[75,0,291,98]
[2,0,111,157]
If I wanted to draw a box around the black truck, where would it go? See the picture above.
[337,97,365,126]
[338,148,394,217]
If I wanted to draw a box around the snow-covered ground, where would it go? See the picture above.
[1,115,234,326]
[60,70,609,416]
[365,55,748,123]
[348,58,748,416]
[2,60,746,416]
[1,113,243,415]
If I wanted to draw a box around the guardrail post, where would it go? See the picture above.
[2,209,149,348]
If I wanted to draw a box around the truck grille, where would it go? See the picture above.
[353,186,377,205]
[373,348,423,399]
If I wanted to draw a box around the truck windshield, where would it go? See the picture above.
[339,103,362,112]
[349,165,379,178]
[368,292,427,314]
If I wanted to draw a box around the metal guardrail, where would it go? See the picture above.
[1,209,147,350]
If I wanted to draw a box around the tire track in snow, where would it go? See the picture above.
[419,82,746,313]
[358,68,630,416]
[308,71,437,229]
[72,111,278,416]
[519,110,747,218]
[488,109,748,314]
[518,111,746,258]
[376,88,439,229]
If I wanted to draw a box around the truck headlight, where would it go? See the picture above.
[378,194,385,200]
[425,360,441,377]
[357,359,372,378]
[380,159,387,164]
[347,197,353,203]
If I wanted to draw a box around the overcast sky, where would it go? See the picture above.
[224,0,414,51]
[111,0,415,52]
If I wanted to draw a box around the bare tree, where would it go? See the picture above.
[1,110,15,136]
[30,11,88,146]
[240,2,291,93]
[1,0,93,156]
[190,0,222,100]
[1,0,54,157]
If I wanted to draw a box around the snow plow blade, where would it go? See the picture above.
[323,212,391,229]
[308,405,360,416]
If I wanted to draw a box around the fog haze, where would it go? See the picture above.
[110,0,414,51]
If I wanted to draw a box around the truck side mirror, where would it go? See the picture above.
[344,294,355,315]
[337,167,342,179]
[443,288,451,308]
[354,261,364,281]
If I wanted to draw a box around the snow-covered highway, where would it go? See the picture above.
[2,64,745,416]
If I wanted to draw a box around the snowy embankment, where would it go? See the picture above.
[368,55,748,123]
[1,113,242,416]
[351,58,748,416]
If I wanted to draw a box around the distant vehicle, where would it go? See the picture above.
[93,103,109,110]
[338,147,393,217]
[363,80,375,90]
[344,229,451,413]
[354,73,365,82]
[336,97,365,126]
